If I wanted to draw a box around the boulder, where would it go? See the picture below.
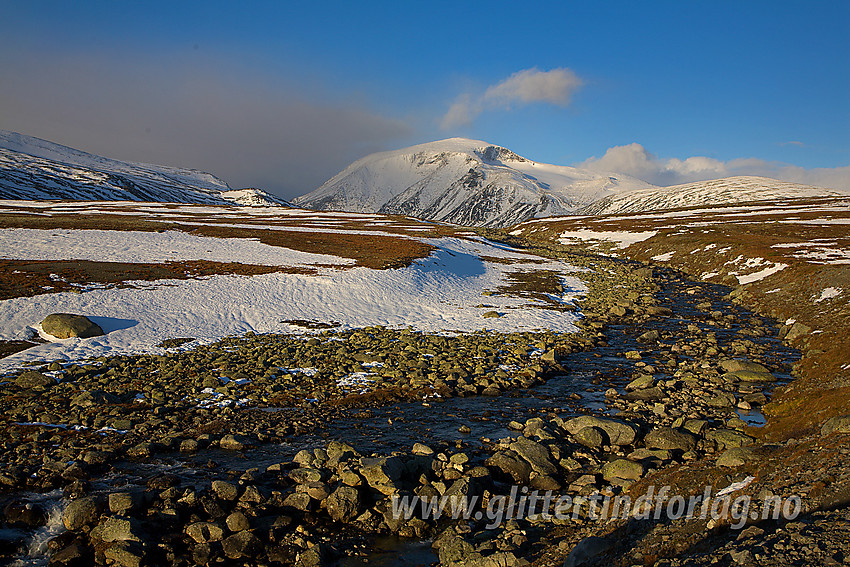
[637,330,660,343]
[784,322,811,342]
[626,374,655,391]
[717,447,757,467]
[706,392,737,408]
[325,486,362,523]
[486,451,532,483]
[222,530,262,560]
[601,459,643,482]
[564,536,613,567]
[821,415,850,436]
[288,467,323,484]
[62,497,99,531]
[211,480,239,501]
[103,542,144,567]
[719,359,769,373]
[359,456,404,494]
[185,522,225,543]
[98,517,144,543]
[565,416,637,446]
[41,313,104,339]
[509,437,557,476]
[623,387,664,402]
[15,371,55,389]
[573,426,605,449]
[219,434,251,451]
[643,428,697,452]
[722,370,776,383]
[706,429,755,450]
[225,512,251,532]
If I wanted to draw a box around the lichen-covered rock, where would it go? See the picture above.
[41,313,104,339]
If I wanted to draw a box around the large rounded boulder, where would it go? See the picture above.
[41,313,104,339]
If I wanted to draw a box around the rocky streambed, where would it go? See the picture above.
[0,256,832,567]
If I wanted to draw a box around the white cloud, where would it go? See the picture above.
[441,67,583,129]
[579,143,850,192]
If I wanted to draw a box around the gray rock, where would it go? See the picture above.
[296,544,328,567]
[706,429,755,449]
[644,428,697,452]
[412,443,434,455]
[326,441,358,464]
[720,359,769,373]
[601,459,643,482]
[62,497,99,530]
[41,313,104,339]
[717,447,757,467]
[211,480,239,501]
[48,542,87,566]
[486,451,532,483]
[185,521,225,543]
[219,434,251,451]
[722,370,776,383]
[637,330,660,343]
[683,419,708,436]
[15,371,55,389]
[565,416,637,446]
[288,467,324,484]
[325,485,362,523]
[99,517,143,543]
[509,436,558,476]
[359,456,404,494]
[785,322,811,341]
[623,386,664,401]
[707,392,737,408]
[821,415,850,436]
[563,536,613,567]
[222,529,262,560]
[573,426,605,448]
[626,374,655,391]
[283,492,312,511]
[225,511,251,532]
[108,493,138,515]
[103,542,144,567]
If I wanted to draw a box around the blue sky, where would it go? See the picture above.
[1,1,848,197]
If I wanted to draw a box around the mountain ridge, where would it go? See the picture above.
[296,138,845,225]
[0,130,287,207]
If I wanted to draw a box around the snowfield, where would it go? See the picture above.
[0,236,587,371]
[0,228,353,267]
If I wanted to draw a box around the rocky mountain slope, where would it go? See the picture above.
[294,138,655,226]
[0,130,286,206]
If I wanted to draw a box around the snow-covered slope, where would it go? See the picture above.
[577,176,845,215]
[0,130,287,207]
[294,138,655,227]
[220,188,292,207]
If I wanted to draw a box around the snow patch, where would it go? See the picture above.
[558,229,657,249]
[814,287,842,303]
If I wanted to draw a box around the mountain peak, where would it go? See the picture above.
[294,139,654,226]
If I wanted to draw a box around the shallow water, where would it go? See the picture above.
[337,536,436,566]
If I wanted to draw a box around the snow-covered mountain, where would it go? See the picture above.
[576,176,846,215]
[0,130,286,207]
[294,138,655,227]
[220,188,292,207]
